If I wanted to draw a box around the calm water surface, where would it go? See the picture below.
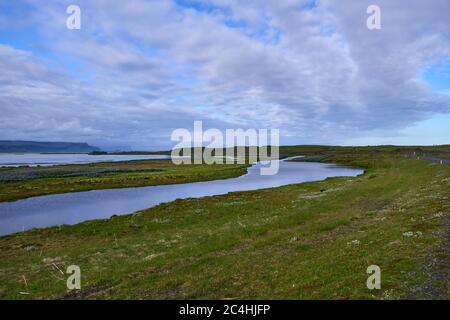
[0,153,170,167]
[0,160,363,236]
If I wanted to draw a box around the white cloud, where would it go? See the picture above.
[0,0,449,148]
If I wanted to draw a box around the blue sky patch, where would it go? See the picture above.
[422,61,450,94]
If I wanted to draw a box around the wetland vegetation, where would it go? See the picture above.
[0,146,449,299]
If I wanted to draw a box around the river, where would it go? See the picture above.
[0,153,170,167]
[0,159,363,236]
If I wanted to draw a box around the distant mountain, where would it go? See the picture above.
[0,141,101,153]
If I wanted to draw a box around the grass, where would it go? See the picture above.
[279,144,450,160]
[288,155,333,162]
[0,160,248,202]
[0,150,448,299]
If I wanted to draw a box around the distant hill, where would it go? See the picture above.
[0,141,101,153]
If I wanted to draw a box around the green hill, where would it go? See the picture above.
[0,140,100,153]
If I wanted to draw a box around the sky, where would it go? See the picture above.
[0,0,449,150]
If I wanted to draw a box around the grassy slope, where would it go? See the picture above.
[0,160,248,202]
[0,153,448,299]
[1,145,449,202]
[281,145,450,159]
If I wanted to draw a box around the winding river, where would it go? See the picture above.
[0,159,363,236]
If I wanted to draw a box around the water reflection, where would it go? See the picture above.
[0,160,363,236]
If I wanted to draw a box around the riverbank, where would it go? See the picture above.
[0,160,249,202]
[0,161,361,236]
[0,152,448,299]
[1,145,449,202]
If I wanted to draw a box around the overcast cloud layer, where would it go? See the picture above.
[0,0,449,149]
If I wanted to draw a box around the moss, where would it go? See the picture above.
[0,150,449,299]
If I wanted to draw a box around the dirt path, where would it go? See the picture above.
[407,214,450,299]
[402,155,449,299]
[419,156,450,165]
[404,154,450,165]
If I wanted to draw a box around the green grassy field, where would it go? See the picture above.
[0,160,248,202]
[0,148,449,299]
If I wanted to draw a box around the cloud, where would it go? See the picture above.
[0,0,449,149]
